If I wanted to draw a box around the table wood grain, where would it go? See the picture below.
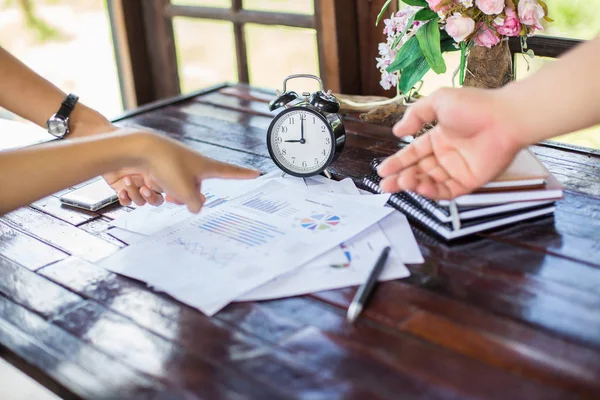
[1,83,599,399]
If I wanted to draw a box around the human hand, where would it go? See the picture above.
[71,114,165,207]
[135,132,260,213]
[376,87,525,200]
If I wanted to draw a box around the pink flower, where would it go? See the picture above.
[426,0,451,12]
[518,0,545,28]
[495,8,521,37]
[473,23,500,48]
[446,14,475,42]
[475,0,504,15]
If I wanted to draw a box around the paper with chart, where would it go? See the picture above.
[110,171,306,236]
[238,179,422,301]
[98,180,393,315]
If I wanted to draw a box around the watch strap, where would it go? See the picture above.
[56,93,79,119]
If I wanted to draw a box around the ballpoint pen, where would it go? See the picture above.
[347,246,391,323]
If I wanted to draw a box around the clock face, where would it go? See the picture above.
[267,108,334,177]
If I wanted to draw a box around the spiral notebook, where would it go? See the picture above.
[404,190,555,223]
[362,174,556,240]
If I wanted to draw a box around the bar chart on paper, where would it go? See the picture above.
[240,192,299,217]
[193,211,285,247]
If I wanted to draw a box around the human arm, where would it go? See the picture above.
[0,46,163,206]
[0,129,259,215]
[377,36,600,199]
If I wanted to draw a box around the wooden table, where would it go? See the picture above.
[1,83,600,400]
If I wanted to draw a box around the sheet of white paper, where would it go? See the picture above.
[305,177,358,195]
[108,227,146,245]
[110,176,283,235]
[98,180,393,315]
[106,175,350,260]
[238,179,422,301]
[239,222,407,301]
[378,210,424,264]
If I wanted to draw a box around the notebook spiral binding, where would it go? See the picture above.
[362,175,452,240]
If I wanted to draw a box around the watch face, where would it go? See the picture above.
[267,108,335,177]
[47,115,68,137]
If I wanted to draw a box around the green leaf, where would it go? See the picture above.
[386,35,422,73]
[398,56,430,93]
[390,14,416,50]
[414,8,438,21]
[376,0,394,26]
[401,0,428,6]
[416,18,447,74]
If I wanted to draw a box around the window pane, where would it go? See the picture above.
[540,0,600,40]
[245,24,319,91]
[0,0,122,119]
[243,0,314,15]
[171,0,231,7]
[515,56,600,150]
[173,18,237,93]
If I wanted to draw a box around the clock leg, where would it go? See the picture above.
[323,169,332,179]
[280,171,287,178]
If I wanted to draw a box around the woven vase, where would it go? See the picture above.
[463,40,514,89]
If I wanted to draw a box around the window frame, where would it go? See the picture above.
[107,1,587,104]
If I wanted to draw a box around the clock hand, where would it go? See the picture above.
[300,115,305,144]
[284,139,303,143]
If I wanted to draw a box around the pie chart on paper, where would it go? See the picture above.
[301,214,341,231]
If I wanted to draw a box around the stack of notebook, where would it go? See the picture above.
[363,148,563,240]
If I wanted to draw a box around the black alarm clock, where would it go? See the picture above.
[267,74,346,178]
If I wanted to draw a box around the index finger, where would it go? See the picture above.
[393,93,437,138]
[201,158,260,180]
[377,132,434,177]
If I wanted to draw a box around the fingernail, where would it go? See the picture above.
[124,177,132,186]
[118,191,127,199]
[141,187,151,197]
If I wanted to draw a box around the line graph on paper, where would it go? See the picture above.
[202,192,229,209]
[168,237,238,266]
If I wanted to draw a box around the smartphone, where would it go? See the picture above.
[60,178,119,211]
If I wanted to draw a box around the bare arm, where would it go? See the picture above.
[0,129,259,216]
[503,36,600,144]
[0,132,139,214]
[0,46,164,206]
[0,46,110,137]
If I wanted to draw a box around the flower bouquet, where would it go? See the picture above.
[377,0,552,94]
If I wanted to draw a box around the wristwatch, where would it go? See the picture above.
[46,93,79,138]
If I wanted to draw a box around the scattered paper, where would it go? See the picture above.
[110,172,305,236]
[98,180,393,315]
[238,179,421,301]
[108,227,146,245]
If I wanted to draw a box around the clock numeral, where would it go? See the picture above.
[312,116,316,124]
[314,158,319,166]
[277,136,283,143]
[302,161,307,167]
[282,148,287,155]
[289,117,295,124]
[322,149,326,156]
[325,137,331,145]
[281,126,288,133]
[300,113,306,121]
[292,157,296,164]
[321,126,326,132]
